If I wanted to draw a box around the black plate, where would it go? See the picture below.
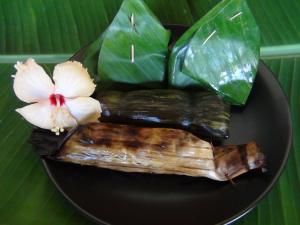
[42,25,292,225]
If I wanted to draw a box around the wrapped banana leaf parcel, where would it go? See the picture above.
[169,0,260,105]
[98,89,230,139]
[82,0,171,87]
[31,123,265,181]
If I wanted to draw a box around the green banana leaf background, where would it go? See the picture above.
[0,0,299,224]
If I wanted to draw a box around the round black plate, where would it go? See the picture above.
[42,26,292,225]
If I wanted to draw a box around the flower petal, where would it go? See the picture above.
[65,97,102,124]
[53,61,96,98]
[16,101,53,129]
[13,58,54,103]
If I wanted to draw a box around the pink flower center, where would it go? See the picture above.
[49,94,65,106]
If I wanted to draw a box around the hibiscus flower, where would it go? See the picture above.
[13,58,102,135]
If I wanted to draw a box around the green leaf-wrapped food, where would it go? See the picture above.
[169,0,260,105]
[98,0,170,85]
[97,89,230,139]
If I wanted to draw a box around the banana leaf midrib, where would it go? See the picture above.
[1,44,300,64]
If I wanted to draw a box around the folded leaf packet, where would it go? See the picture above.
[169,0,260,105]
[98,89,230,139]
[97,0,170,85]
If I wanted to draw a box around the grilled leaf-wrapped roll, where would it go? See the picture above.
[98,89,230,139]
[31,123,265,181]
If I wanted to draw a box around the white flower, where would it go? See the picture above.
[13,58,102,135]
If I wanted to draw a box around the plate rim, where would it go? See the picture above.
[218,61,293,225]
[42,159,110,225]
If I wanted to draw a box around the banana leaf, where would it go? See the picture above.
[98,0,170,86]
[82,30,107,82]
[169,0,260,105]
[1,1,300,225]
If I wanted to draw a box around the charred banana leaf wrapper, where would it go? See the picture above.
[31,123,265,181]
[98,89,230,139]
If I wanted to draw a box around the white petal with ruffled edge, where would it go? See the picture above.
[65,97,102,124]
[13,59,54,103]
[53,61,96,98]
[16,101,54,129]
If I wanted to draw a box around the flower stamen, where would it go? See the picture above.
[51,126,65,135]
[50,106,77,135]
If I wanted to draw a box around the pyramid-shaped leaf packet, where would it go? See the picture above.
[169,0,260,105]
[98,0,170,85]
